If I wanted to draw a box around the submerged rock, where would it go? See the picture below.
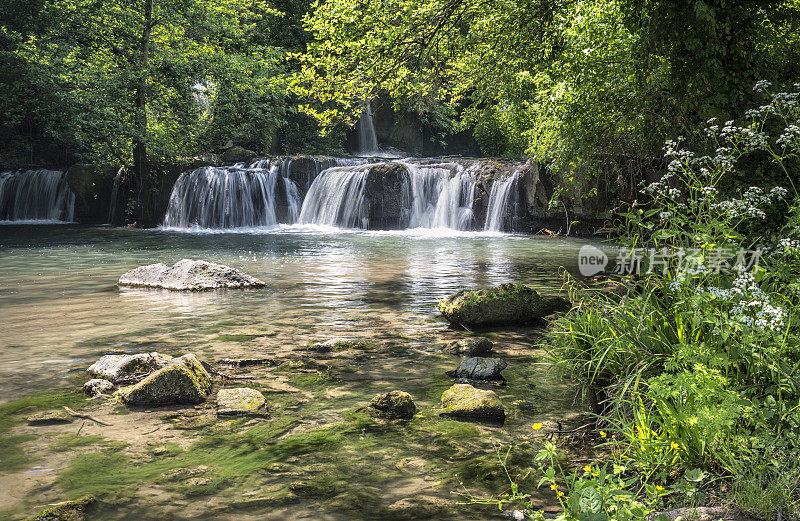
[216,388,266,416]
[117,354,213,406]
[439,383,505,423]
[446,357,507,380]
[118,259,266,291]
[87,352,173,383]
[369,390,416,419]
[437,283,570,328]
[309,338,368,353]
[30,495,95,521]
[81,379,115,396]
[26,410,73,425]
[443,337,493,356]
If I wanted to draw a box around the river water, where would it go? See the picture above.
[0,223,595,520]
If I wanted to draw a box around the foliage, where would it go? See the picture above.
[540,86,800,519]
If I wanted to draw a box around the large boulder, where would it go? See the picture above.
[363,163,411,230]
[369,390,416,420]
[443,337,493,356]
[118,259,266,291]
[220,146,257,164]
[117,354,213,406]
[439,383,505,423]
[437,283,570,328]
[216,388,266,416]
[87,352,173,383]
[446,357,507,380]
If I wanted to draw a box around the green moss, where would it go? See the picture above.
[50,435,126,452]
[0,391,87,471]
[288,370,336,389]
[29,495,95,521]
[216,334,260,342]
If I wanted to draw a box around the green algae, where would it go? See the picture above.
[50,434,126,452]
[0,391,87,472]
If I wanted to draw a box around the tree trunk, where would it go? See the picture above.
[133,0,152,224]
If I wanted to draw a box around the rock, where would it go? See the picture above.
[117,354,213,406]
[216,388,266,416]
[219,358,275,367]
[220,146,257,164]
[368,391,416,419]
[87,352,173,383]
[118,259,266,291]
[439,383,505,423]
[443,337,493,356]
[26,410,73,425]
[363,163,412,230]
[81,379,115,396]
[309,338,368,353]
[446,357,507,380]
[30,495,95,521]
[437,283,570,328]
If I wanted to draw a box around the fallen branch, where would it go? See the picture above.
[210,370,257,381]
[63,407,112,426]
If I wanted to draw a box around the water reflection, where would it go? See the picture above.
[0,225,595,401]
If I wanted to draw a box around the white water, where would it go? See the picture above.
[404,162,478,231]
[161,157,526,233]
[484,171,520,232]
[357,102,379,155]
[0,169,75,222]
[162,160,302,229]
[299,163,373,228]
[106,167,124,224]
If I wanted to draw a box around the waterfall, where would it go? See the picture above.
[357,102,379,155]
[403,162,478,230]
[298,164,373,228]
[484,171,521,232]
[0,169,75,222]
[106,167,124,225]
[162,159,301,229]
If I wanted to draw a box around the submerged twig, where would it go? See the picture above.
[63,407,112,426]
[211,370,257,380]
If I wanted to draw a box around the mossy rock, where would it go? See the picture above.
[216,388,266,416]
[309,338,369,353]
[442,337,493,356]
[29,495,95,521]
[26,409,73,425]
[117,354,212,406]
[87,352,173,383]
[437,283,570,328]
[445,357,507,380]
[368,390,416,420]
[439,384,505,424]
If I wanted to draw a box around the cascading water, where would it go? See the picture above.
[106,167,124,225]
[403,162,479,230]
[162,159,301,229]
[160,156,527,233]
[357,102,379,156]
[0,169,75,222]
[484,171,521,232]
[298,163,373,228]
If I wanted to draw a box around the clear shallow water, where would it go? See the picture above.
[0,224,592,401]
[0,224,603,520]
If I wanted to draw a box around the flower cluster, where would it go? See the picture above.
[701,269,787,331]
